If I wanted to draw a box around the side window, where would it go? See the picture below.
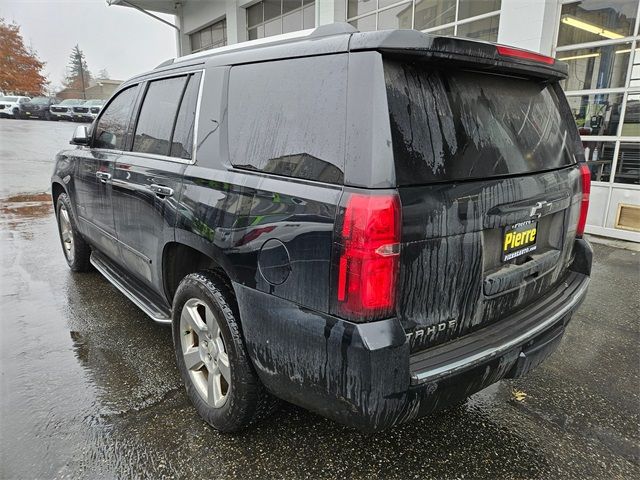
[170,72,202,159]
[93,86,138,150]
[228,55,347,184]
[132,76,187,156]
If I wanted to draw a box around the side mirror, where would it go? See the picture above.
[70,125,89,146]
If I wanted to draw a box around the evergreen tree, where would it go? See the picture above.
[64,45,91,97]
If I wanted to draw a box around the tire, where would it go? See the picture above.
[172,271,275,432]
[44,111,51,121]
[55,192,91,272]
[12,109,20,119]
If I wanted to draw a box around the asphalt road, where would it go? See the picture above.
[1,118,639,479]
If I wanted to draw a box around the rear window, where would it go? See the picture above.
[228,55,348,184]
[384,61,578,185]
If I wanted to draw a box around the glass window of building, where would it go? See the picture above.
[557,0,638,47]
[247,1,315,40]
[556,0,640,239]
[557,43,633,91]
[346,0,501,42]
[189,19,227,53]
[556,0,640,191]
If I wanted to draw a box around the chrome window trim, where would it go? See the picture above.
[120,150,194,165]
[192,69,206,165]
[96,68,205,165]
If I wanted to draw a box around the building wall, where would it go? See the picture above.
[498,0,559,54]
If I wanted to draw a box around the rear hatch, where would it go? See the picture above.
[378,41,584,353]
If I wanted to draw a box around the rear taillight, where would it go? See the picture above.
[577,163,591,237]
[334,192,401,322]
[496,45,555,65]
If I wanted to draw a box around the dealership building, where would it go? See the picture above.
[110,0,640,241]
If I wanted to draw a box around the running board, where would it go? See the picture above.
[90,252,172,324]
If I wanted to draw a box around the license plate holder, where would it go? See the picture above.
[502,220,538,262]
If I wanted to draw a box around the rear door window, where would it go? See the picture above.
[170,72,202,160]
[384,61,578,185]
[93,86,139,150]
[132,76,188,156]
[228,55,348,184]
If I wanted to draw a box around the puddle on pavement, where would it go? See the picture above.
[0,192,52,220]
[0,192,53,226]
[0,192,53,239]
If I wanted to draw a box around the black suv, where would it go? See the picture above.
[52,25,592,432]
[20,96,58,120]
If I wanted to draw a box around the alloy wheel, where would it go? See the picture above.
[59,204,75,263]
[180,298,230,408]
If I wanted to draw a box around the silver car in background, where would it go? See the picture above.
[73,99,106,122]
[50,99,85,121]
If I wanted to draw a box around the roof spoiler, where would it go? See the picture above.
[349,30,567,80]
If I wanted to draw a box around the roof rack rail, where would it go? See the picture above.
[154,22,358,70]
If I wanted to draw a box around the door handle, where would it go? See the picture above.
[96,171,111,182]
[149,184,174,197]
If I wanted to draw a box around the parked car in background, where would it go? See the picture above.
[50,99,85,121]
[0,96,31,118]
[19,97,59,120]
[72,99,105,122]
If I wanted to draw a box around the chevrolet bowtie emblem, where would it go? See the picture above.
[530,201,552,219]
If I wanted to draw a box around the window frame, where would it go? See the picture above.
[90,83,142,153]
[552,0,640,189]
[189,18,227,53]
[247,1,315,40]
[122,68,206,165]
[345,0,501,40]
[226,55,348,185]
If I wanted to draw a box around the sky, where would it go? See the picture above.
[0,0,177,91]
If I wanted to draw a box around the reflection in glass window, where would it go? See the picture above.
[94,86,138,150]
[348,0,377,18]
[378,3,413,30]
[458,0,501,20]
[283,8,303,33]
[264,0,282,22]
[349,13,376,31]
[133,76,187,156]
[228,55,347,183]
[171,73,202,160]
[614,142,640,184]
[631,48,640,88]
[247,0,314,39]
[582,140,616,182]
[414,0,456,30]
[622,93,640,136]
[428,26,454,35]
[557,0,638,47]
[566,93,624,136]
[558,43,632,91]
[456,15,500,41]
[347,0,501,39]
[189,19,227,53]
[303,1,315,28]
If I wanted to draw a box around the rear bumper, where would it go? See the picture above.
[236,239,591,431]
[409,269,588,385]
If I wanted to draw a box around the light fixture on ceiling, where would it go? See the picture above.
[558,47,634,61]
[558,52,600,61]
[561,15,625,40]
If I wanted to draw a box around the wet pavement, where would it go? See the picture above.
[1,118,639,479]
